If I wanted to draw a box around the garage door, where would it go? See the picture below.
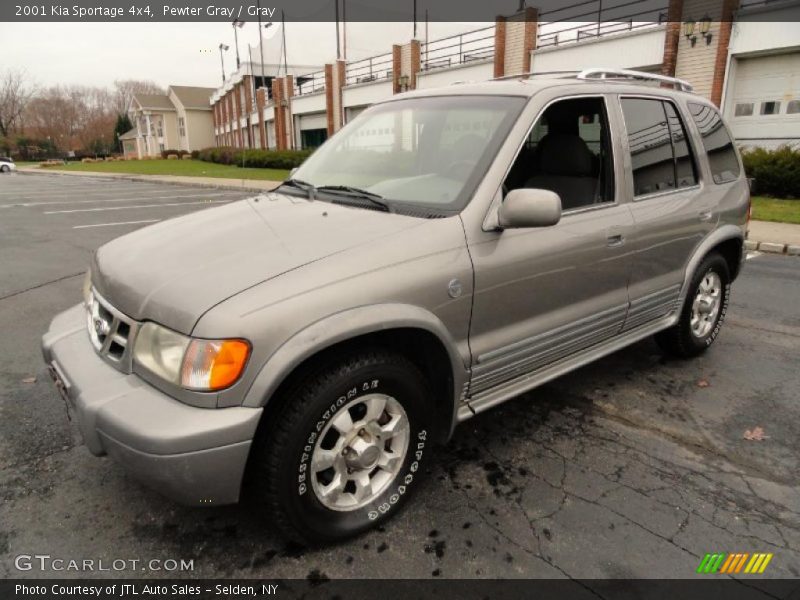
[297,112,327,131]
[726,52,800,148]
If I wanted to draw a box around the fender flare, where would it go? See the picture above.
[242,304,469,427]
[677,225,744,306]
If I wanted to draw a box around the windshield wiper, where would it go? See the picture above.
[316,185,392,212]
[279,178,316,198]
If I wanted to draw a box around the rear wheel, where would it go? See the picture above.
[250,350,434,543]
[655,252,730,358]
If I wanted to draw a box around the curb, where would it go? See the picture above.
[17,168,278,194]
[745,239,800,256]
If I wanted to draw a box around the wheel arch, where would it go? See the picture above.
[242,304,469,442]
[679,225,744,305]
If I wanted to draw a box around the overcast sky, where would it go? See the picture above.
[0,21,490,90]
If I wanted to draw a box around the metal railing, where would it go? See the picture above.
[344,52,394,86]
[537,0,668,49]
[420,25,496,72]
[294,70,326,96]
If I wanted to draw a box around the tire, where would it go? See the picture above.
[655,252,730,358]
[0,165,9,173]
[250,350,435,544]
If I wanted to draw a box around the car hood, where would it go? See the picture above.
[92,193,425,334]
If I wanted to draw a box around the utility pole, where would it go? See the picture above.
[232,19,245,69]
[218,43,229,83]
[335,0,341,60]
[413,0,417,39]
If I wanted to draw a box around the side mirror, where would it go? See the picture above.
[498,188,562,229]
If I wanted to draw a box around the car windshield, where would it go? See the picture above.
[290,95,526,214]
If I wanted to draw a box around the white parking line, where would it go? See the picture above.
[0,192,235,208]
[44,200,231,214]
[72,219,160,229]
[746,251,762,260]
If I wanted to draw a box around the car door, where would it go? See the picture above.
[465,95,634,400]
[614,95,716,331]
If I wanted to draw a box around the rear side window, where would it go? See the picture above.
[620,98,697,196]
[688,102,741,184]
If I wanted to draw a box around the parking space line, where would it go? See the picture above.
[72,220,161,229]
[44,200,231,214]
[1,192,237,208]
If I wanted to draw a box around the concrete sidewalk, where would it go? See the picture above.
[17,166,281,193]
[747,220,800,255]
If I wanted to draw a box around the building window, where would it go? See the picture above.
[688,102,740,184]
[787,100,800,114]
[760,101,781,115]
[734,103,754,117]
[159,143,165,153]
[178,117,186,138]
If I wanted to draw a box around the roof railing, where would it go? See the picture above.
[577,68,694,92]
[491,70,579,82]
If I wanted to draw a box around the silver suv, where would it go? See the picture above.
[43,69,749,543]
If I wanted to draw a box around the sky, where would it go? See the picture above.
[1,21,490,90]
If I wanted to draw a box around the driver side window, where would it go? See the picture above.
[505,96,615,211]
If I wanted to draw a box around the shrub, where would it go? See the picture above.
[190,150,200,159]
[196,146,311,169]
[160,148,188,159]
[741,145,800,199]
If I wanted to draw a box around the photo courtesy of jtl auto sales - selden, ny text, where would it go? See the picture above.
[1,0,800,598]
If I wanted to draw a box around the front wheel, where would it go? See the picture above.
[0,165,9,173]
[250,350,434,543]
[655,252,731,358]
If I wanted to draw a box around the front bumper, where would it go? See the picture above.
[41,303,263,506]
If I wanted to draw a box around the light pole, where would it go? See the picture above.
[232,19,245,69]
[218,43,229,83]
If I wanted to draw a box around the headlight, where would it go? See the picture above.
[133,322,250,391]
[82,270,92,306]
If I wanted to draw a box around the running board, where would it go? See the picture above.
[457,313,677,421]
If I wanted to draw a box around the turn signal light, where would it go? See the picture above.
[181,339,250,391]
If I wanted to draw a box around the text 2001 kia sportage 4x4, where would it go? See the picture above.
[43,69,749,543]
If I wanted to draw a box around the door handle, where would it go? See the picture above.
[698,210,713,222]
[607,234,624,248]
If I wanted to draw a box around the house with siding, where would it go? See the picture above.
[128,85,216,158]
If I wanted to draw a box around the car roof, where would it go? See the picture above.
[378,75,713,108]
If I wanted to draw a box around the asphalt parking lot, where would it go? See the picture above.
[1,172,799,583]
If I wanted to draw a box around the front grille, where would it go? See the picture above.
[86,289,139,373]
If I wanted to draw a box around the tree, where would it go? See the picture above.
[113,113,133,152]
[0,69,34,137]
[112,79,165,116]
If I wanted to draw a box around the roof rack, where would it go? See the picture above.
[491,70,579,82]
[577,68,694,92]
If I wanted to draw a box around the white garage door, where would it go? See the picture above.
[726,52,800,148]
[298,112,327,131]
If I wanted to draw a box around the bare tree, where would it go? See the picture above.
[0,69,35,137]
[112,79,165,116]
